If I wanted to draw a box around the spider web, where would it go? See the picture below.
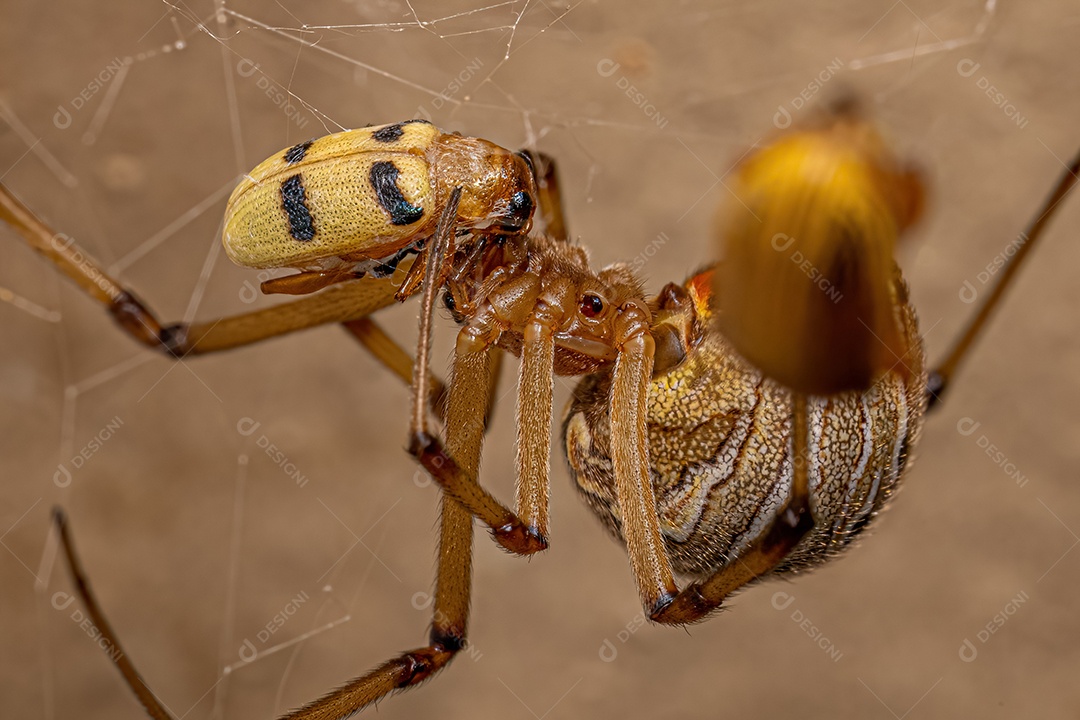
[3,1,1080,719]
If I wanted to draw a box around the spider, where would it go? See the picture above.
[5,104,1077,718]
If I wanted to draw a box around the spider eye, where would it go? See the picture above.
[580,293,605,318]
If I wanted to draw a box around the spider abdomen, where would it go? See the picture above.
[564,270,927,580]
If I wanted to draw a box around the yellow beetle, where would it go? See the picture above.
[223,119,537,295]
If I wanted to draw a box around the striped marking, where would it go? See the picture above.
[280,174,315,241]
[657,377,911,569]
[369,161,424,226]
[372,119,432,143]
[283,140,314,164]
[372,123,405,143]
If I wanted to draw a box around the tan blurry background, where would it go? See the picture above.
[3,1,1080,718]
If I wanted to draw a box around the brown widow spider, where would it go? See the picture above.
[4,104,1077,718]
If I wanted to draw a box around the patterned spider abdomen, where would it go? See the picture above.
[563,268,927,579]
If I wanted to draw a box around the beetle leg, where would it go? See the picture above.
[393,243,429,302]
[394,226,463,304]
[259,267,364,295]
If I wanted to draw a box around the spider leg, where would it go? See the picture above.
[342,317,449,425]
[409,330,547,555]
[607,313,678,614]
[345,317,512,434]
[284,496,475,719]
[506,152,570,540]
[605,304,817,625]
[44,189,495,720]
[521,150,568,243]
[514,315,556,541]
[405,187,546,556]
[408,148,584,550]
[927,148,1080,409]
[411,343,541,550]
[52,477,478,720]
[394,150,568,541]
[52,509,177,720]
[0,181,404,357]
[649,393,815,625]
[1,180,461,424]
[285,217,491,714]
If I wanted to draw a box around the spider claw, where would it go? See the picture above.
[491,522,548,555]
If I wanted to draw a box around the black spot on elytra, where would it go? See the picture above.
[283,140,314,164]
[372,118,432,144]
[372,123,405,143]
[370,161,424,226]
[280,174,315,241]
